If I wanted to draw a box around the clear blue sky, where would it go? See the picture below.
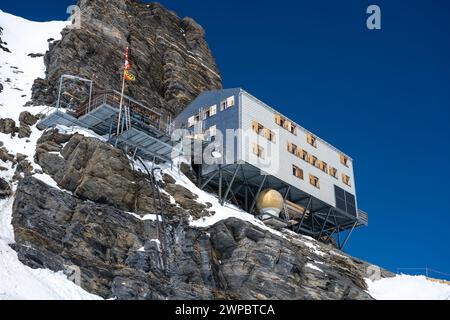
[2,0,450,277]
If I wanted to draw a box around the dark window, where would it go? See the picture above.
[335,185,357,216]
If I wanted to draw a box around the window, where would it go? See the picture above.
[227,96,235,108]
[329,166,338,179]
[298,149,308,162]
[309,155,318,167]
[292,165,304,180]
[188,115,198,128]
[253,121,275,142]
[287,142,297,154]
[309,174,320,189]
[264,128,275,142]
[307,134,317,148]
[342,174,351,187]
[318,160,328,173]
[204,105,217,119]
[275,114,297,135]
[220,96,235,111]
[252,143,264,159]
[252,121,264,135]
[340,154,349,167]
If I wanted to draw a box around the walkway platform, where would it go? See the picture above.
[37,91,179,164]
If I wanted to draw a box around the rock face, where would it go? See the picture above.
[9,131,393,300]
[30,0,222,115]
[0,177,12,198]
[12,176,381,300]
[0,118,18,135]
[34,129,210,219]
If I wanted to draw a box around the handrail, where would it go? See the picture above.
[73,91,173,135]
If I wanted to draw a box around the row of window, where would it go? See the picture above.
[275,114,297,135]
[292,165,320,188]
[292,164,351,189]
[287,142,351,186]
[187,96,235,128]
[252,121,276,142]
[287,143,350,186]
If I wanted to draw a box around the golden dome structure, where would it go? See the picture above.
[256,189,284,217]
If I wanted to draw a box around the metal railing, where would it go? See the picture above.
[73,91,173,135]
[357,209,369,224]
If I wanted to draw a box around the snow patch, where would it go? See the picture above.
[367,275,450,300]
[0,10,100,300]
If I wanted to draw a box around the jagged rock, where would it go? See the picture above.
[12,177,381,300]
[18,124,32,139]
[0,147,16,163]
[16,153,27,163]
[27,53,44,58]
[0,118,18,135]
[0,26,10,53]
[29,0,222,116]
[164,182,209,219]
[0,177,12,199]
[13,159,33,181]
[19,111,39,126]
[36,132,166,216]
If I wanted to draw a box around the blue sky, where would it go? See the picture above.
[1,0,450,277]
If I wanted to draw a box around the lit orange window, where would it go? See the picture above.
[252,121,263,135]
[340,154,349,167]
[342,174,351,187]
[307,134,317,147]
[292,165,304,180]
[252,143,264,159]
[318,160,328,172]
[329,166,338,179]
[309,174,320,189]
[309,155,318,167]
[287,143,297,154]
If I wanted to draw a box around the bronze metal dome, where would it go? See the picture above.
[256,189,284,217]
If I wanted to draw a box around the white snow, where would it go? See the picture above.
[306,263,324,273]
[367,275,450,300]
[0,10,101,300]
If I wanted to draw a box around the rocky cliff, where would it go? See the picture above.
[6,130,391,300]
[30,0,222,115]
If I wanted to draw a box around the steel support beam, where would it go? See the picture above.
[319,208,333,239]
[296,197,312,233]
[221,165,240,205]
[200,171,218,190]
[249,175,267,214]
[340,221,358,251]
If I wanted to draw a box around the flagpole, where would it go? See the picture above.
[115,71,126,147]
[115,46,129,147]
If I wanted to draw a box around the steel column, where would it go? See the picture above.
[340,221,358,251]
[319,208,333,239]
[221,165,240,205]
[249,175,267,214]
[296,197,312,233]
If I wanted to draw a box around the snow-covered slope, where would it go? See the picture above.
[0,10,100,300]
[367,275,450,300]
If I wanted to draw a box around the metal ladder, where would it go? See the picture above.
[135,156,169,273]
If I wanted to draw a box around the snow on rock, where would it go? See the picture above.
[0,10,100,300]
[367,275,450,300]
